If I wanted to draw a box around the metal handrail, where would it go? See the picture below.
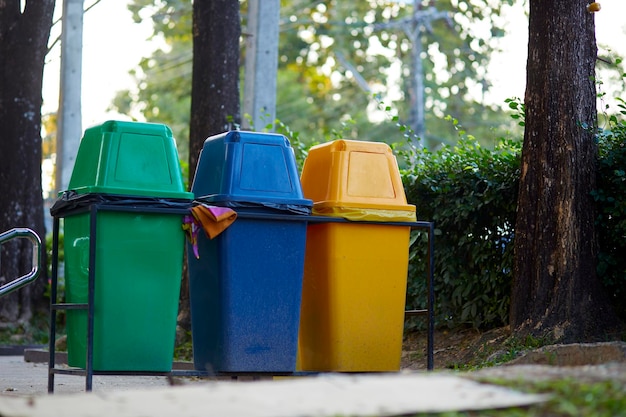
[0,228,42,298]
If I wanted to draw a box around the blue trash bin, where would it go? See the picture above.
[188,131,311,373]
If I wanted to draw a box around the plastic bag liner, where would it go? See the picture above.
[194,197,312,216]
[312,205,416,222]
[50,190,193,217]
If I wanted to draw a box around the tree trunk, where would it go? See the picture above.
[510,0,621,341]
[189,0,241,179]
[0,1,55,324]
[178,0,241,331]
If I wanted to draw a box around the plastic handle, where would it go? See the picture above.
[0,228,42,298]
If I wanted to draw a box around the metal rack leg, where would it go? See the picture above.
[427,223,435,371]
[85,205,98,391]
[48,217,60,393]
[406,222,435,371]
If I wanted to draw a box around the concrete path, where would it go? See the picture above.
[0,355,178,396]
[0,355,548,417]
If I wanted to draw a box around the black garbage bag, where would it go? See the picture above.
[50,190,193,217]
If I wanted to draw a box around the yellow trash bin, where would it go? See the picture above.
[297,139,416,372]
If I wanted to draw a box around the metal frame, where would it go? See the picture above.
[48,202,434,393]
[0,228,42,298]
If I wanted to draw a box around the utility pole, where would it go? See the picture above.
[242,0,280,131]
[404,4,450,146]
[56,0,84,193]
[375,2,451,147]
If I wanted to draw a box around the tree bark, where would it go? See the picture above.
[510,0,621,341]
[189,0,241,180]
[179,1,241,331]
[0,1,54,323]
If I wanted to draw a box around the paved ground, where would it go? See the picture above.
[0,354,548,417]
[0,355,180,396]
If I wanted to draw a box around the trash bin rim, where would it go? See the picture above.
[311,204,416,222]
[50,191,193,217]
[311,200,416,211]
[193,196,312,216]
[65,186,194,200]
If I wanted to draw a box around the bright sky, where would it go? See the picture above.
[487,1,626,107]
[41,1,626,131]
[42,0,155,128]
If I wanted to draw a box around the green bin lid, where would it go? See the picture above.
[67,120,193,200]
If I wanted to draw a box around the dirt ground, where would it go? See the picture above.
[401,326,510,370]
[401,325,626,372]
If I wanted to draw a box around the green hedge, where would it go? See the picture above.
[401,132,520,330]
[402,110,626,331]
[594,98,626,320]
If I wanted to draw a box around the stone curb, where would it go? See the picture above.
[0,346,45,356]
[506,341,626,366]
[23,349,196,370]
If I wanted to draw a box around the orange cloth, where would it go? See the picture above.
[183,204,238,259]
[191,204,238,239]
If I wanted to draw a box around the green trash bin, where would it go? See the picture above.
[54,120,193,371]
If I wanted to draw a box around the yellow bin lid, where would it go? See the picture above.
[300,140,416,222]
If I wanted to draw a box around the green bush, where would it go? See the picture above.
[594,97,626,320]
[401,124,521,330]
[402,101,626,331]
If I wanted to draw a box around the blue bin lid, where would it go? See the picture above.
[191,131,312,210]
